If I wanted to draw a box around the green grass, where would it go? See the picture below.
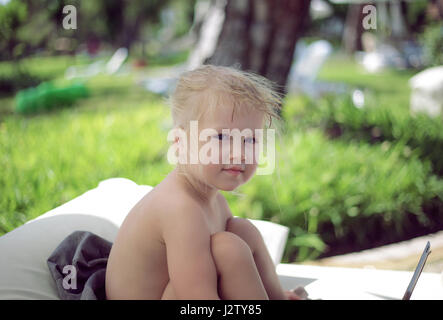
[318,54,415,89]
[318,53,416,111]
[0,55,88,80]
[289,54,443,176]
[0,69,174,233]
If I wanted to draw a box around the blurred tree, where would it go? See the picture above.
[205,0,312,94]
[0,0,28,61]
[420,21,443,66]
[0,0,48,93]
[0,0,81,59]
[405,0,428,34]
[0,0,175,59]
[342,3,364,55]
[94,0,171,53]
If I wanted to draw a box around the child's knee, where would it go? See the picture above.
[210,231,253,269]
[226,217,262,246]
[227,217,255,232]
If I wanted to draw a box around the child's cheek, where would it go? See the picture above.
[243,164,257,183]
[197,138,221,165]
[245,143,258,165]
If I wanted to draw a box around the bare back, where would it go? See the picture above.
[105,172,232,299]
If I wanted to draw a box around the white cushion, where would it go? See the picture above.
[0,214,119,299]
[247,219,289,266]
[31,177,153,227]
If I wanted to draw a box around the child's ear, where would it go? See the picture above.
[173,126,185,145]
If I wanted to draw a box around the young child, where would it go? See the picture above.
[105,65,299,300]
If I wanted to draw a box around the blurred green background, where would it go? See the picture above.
[1,0,443,264]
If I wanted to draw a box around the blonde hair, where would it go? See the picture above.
[169,64,283,130]
[168,64,283,199]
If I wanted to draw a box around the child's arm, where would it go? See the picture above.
[163,206,220,300]
[254,241,289,300]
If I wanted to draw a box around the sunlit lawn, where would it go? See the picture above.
[317,53,417,111]
[0,69,173,234]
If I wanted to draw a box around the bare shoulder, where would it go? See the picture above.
[132,177,198,214]
[139,184,207,236]
[161,194,209,235]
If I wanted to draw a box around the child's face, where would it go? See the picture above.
[189,104,264,192]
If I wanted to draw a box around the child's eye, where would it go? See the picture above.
[244,137,256,144]
[214,133,230,141]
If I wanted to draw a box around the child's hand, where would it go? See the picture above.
[284,290,302,300]
[284,286,310,300]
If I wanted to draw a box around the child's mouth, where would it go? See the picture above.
[222,166,244,176]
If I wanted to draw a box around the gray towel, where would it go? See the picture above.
[47,231,112,300]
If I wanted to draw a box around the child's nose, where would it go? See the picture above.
[229,140,245,164]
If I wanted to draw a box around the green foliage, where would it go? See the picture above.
[405,0,429,34]
[15,81,89,114]
[0,71,42,95]
[89,0,171,48]
[273,55,443,260]
[0,52,89,95]
[145,50,190,67]
[419,21,443,67]
[1,0,187,60]
[284,93,443,176]
[0,0,28,59]
[228,130,443,261]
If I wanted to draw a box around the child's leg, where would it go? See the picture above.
[225,217,287,300]
[211,231,269,300]
[160,231,269,300]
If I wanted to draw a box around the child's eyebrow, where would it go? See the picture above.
[213,127,256,136]
[212,126,230,132]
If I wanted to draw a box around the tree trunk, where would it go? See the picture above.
[205,0,311,94]
[342,3,364,55]
[121,14,143,53]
